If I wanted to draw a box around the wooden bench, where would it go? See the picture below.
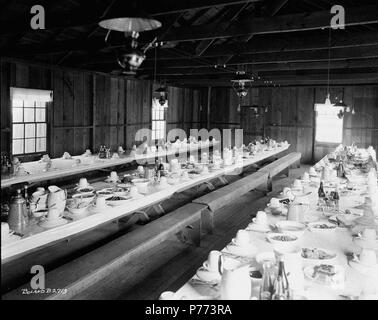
[2,203,208,300]
[192,171,269,232]
[258,152,302,192]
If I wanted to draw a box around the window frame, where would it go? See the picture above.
[10,88,51,159]
[151,102,167,141]
[314,103,344,145]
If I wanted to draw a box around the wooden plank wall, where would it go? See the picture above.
[0,59,203,159]
[207,85,378,164]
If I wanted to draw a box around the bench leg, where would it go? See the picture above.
[176,220,201,247]
[201,208,214,235]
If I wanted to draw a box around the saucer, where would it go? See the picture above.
[247,222,271,233]
[225,242,257,257]
[66,210,90,220]
[90,204,110,213]
[196,267,221,283]
[39,217,68,229]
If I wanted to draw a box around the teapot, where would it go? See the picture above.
[220,264,251,300]
[8,189,28,233]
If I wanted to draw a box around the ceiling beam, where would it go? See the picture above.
[0,0,261,35]
[138,45,378,69]
[159,5,378,42]
[134,59,378,76]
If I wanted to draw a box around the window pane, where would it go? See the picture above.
[36,108,46,122]
[12,139,24,154]
[24,108,35,122]
[13,124,24,139]
[12,108,23,122]
[37,123,46,137]
[315,104,343,144]
[24,100,35,108]
[25,138,36,153]
[36,137,46,152]
[12,99,23,108]
[37,101,46,108]
[25,123,36,138]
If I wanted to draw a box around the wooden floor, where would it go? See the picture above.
[72,166,308,300]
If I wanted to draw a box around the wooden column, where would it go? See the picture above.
[207,86,212,130]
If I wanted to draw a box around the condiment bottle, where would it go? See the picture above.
[259,261,275,300]
[272,260,291,300]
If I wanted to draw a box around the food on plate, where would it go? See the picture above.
[312,223,336,229]
[302,248,336,260]
[106,196,127,201]
[271,235,297,242]
[312,264,336,282]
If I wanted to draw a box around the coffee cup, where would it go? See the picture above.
[160,176,168,186]
[85,149,91,155]
[359,248,377,266]
[189,155,196,163]
[302,172,310,182]
[205,250,223,272]
[234,230,250,247]
[137,166,145,175]
[78,178,88,188]
[95,197,106,209]
[129,186,139,197]
[202,166,209,174]
[293,179,302,189]
[109,171,118,182]
[254,211,268,226]
[309,167,317,176]
[269,198,281,208]
[181,171,189,181]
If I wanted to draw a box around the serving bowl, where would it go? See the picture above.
[266,232,299,253]
[72,193,95,205]
[308,222,337,233]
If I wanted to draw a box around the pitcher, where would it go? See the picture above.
[220,264,251,300]
[47,186,67,215]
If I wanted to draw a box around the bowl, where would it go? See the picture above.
[276,221,306,238]
[76,186,95,194]
[105,195,132,206]
[72,193,95,205]
[266,232,299,253]
[67,203,89,215]
[132,178,150,194]
[33,209,48,218]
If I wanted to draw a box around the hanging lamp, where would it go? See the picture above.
[99,1,161,33]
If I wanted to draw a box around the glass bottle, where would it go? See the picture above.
[259,261,275,300]
[333,185,340,211]
[318,181,326,199]
[272,260,291,300]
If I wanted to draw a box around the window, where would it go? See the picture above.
[315,103,343,144]
[11,88,52,155]
[152,98,166,140]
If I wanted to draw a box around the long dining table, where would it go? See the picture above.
[1,144,290,263]
[175,151,378,300]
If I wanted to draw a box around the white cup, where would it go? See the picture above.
[110,171,118,181]
[202,166,209,174]
[137,166,144,175]
[160,176,168,186]
[78,178,88,188]
[359,248,377,266]
[159,291,177,300]
[302,172,310,181]
[95,197,106,209]
[206,250,223,272]
[189,155,196,163]
[85,149,91,155]
[129,186,139,197]
[235,230,250,247]
[269,198,281,208]
[255,211,268,225]
[293,179,302,189]
[181,171,189,180]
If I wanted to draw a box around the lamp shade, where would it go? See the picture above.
[334,99,348,108]
[99,2,161,32]
[230,71,253,83]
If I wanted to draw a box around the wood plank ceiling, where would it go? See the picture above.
[1,0,378,87]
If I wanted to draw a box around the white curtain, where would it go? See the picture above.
[10,87,53,102]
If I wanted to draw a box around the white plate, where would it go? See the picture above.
[301,248,338,263]
[303,264,345,287]
[308,222,337,233]
[105,196,132,206]
[39,217,68,229]
[246,222,271,233]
